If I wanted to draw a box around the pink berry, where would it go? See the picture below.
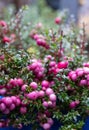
[47,118,54,125]
[55,17,61,24]
[4,97,12,107]
[71,73,77,81]
[49,94,56,102]
[76,68,83,73]
[42,123,51,130]
[49,61,56,67]
[17,78,24,86]
[30,62,37,70]
[0,88,7,95]
[47,101,53,107]
[79,80,87,86]
[27,91,38,100]
[0,20,7,27]
[57,61,68,69]
[20,107,27,114]
[69,101,76,109]
[83,62,89,67]
[68,71,75,77]
[9,78,17,86]
[21,84,27,92]
[83,67,89,74]
[36,39,43,46]
[86,75,89,80]
[41,80,50,88]
[42,101,48,108]
[30,82,38,89]
[10,103,15,110]
[42,87,46,91]
[16,99,21,106]
[3,36,11,43]
[0,103,6,111]
[38,90,45,97]
[46,88,54,96]
[33,34,40,40]
[0,122,3,127]
[36,39,46,47]
[11,96,17,104]
[77,70,84,77]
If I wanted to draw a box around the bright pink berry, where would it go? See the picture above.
[33,34,40,40]
[17,78,24,86]
[57,61,68,69]
[16,99,21,106]
[0,103,6,111]
[49,94,56,102]
[49,61,56,67]
[0,20,7,27]
[41,80,50,88]
[11,96,17,104]
[42,123,51,130]
[77,70,84,77]
[71,73,77,81]
[0,88,7,95]
[69,101,76,109]
[46,88,54,96]
[27,91,38,100]
[21,84,27,92]
[3,36,11,43]
[79,80,87,86]
[38,90,45,97]
[4,97,12,107]
[55,17,61,24]
[42,101,48,108]
[83,67,89,74]
[30,82,38,89]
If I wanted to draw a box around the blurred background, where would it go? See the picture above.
[0,0,89,55]
[0,0,88,22]
[0,0,89,27]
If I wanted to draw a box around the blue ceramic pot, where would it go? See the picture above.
[82,117,89,130]
[0,126,31,130]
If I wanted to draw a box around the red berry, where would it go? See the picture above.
[0,20,7,27]
[69,101,76,109]
[55,17,61,24]
[58,61,68,69]
[3,36,11,43]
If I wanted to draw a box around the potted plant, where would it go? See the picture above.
[0,8,89,130]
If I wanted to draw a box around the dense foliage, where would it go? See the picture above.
[0,7,89,130]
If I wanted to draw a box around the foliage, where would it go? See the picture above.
[0,6,89,130]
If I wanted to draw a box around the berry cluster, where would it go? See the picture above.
[68,67,89,86]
